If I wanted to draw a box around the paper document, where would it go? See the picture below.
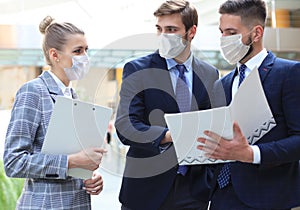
[164,67,276,165]
[42,96,113,179]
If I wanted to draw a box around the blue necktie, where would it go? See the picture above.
[238,64,247,87]
[217,64,247,188]
[217,163,231,189]
[175,64,191,112]
[175,64,190,175]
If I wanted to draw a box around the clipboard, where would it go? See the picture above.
[41,96,113,179]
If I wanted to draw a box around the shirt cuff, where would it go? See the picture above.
[251,145,261,164]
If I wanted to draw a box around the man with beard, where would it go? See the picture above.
[197,0,300,209]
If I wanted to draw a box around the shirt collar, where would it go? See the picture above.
[47,70,72,94]
[237,48,268,71]
[165,52,193,72]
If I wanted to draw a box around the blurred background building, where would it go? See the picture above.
[0,0,299,110]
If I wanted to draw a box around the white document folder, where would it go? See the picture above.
[164,67,276,165]
[42,96,113,179]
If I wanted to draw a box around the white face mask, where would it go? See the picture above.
[220,34,250,65]
[158,33,187,59]
[64,54,90,81]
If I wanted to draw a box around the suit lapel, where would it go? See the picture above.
[222,70,236,105]
[70,88,78,99]
[39,71,63,102]
[191,58,202,111]
[151,53,179,111]
[258,51,276,83]
[222,51,276,105]
[213,66,237,107]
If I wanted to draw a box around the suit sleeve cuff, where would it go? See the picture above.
[44,154,68,179]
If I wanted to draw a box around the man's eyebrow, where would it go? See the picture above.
[221,28,237,32]
[155,25,179,31]
[155,25,177,28]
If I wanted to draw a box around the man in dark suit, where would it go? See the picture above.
[197,0,300,209]
[114,0,219,209]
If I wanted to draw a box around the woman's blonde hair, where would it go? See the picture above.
[39,16,84,65]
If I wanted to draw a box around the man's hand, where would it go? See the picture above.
[197,122,253,163]
[160,130,172,145]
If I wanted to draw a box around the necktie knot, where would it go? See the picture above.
[176,64,187,84]
[176,64,186,78]
[239,64,247,73]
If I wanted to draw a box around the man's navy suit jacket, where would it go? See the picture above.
[115,52,219,210]
[212,51,300,209]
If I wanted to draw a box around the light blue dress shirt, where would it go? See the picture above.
[159,54,193,153]
[165,53,193,101]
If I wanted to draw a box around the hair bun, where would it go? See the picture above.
[39,16,55,34]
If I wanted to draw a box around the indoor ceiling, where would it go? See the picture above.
[0,0,298,25]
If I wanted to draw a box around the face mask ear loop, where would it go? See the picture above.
[241,27,256,47]
[182,28,193,46]
[246,35,254,48]
[181,33,189,52]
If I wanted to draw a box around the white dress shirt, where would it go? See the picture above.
[48,71,73,99]
[232,48,268,164]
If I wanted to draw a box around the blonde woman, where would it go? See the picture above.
[4,16,106,209]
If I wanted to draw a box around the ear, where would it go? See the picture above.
[253,25,264,43]
[49,48,60,63]
[188,25,197,40]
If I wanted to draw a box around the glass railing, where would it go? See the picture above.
[0,48,299,70]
